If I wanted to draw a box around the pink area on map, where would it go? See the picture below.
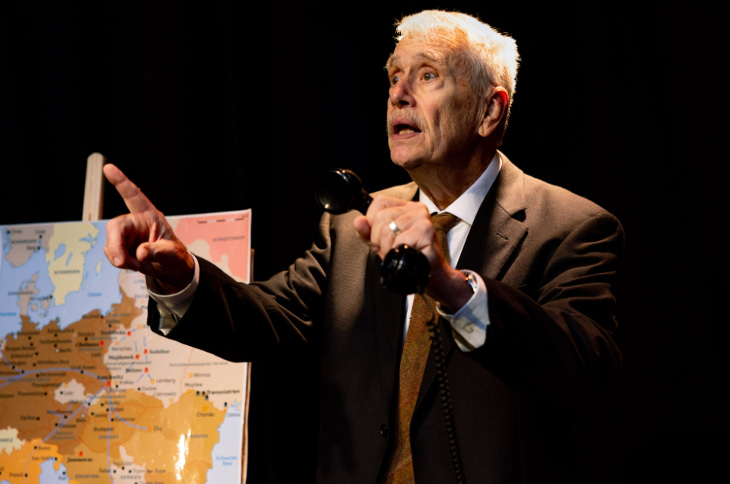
[172,211,251,282]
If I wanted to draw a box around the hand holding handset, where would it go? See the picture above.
[315,168,430,295]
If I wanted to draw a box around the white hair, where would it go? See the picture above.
[395,10,520,111]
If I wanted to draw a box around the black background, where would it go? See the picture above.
[1,1,728,482]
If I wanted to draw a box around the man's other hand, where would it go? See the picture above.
[103,164,195,294]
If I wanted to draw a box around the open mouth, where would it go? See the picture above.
[394,123,421,135]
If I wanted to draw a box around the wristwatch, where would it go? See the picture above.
[462,271,478,295]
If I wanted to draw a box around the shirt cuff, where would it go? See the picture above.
[147,253,200,335]
[437,270,489,352]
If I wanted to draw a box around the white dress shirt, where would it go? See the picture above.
[410,153,501,351]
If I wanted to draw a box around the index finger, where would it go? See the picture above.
[103,163,156,214]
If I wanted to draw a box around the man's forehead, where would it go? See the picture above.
[386,41,451,71]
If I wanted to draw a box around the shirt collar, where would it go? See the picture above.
[419,152,502,225]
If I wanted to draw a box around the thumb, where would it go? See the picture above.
[353,215,372,242]
[136,239,195,279]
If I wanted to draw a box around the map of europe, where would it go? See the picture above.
[0,210,251,483]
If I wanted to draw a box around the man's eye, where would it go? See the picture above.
[423,72,435,81]
[391,75,400,85]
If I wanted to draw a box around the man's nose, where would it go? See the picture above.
[389,79,414,107]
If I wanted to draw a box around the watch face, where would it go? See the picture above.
[464,272,478,294]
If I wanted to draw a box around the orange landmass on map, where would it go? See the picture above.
[0,290,141,456]
[63,389,225,483]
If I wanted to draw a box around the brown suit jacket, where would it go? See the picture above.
[150,154,624,483]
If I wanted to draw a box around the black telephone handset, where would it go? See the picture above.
[314,168,430,295]
[315,168,466,483]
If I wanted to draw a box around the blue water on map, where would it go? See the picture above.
[0,222,122,333]
[39,459,69,483]
[207,399,244,483]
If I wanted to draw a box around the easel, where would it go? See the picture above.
[80,153,250,483]
[82,153,106,222]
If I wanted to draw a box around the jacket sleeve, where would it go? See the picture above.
[147,215,334,363]
[475,210,624,406]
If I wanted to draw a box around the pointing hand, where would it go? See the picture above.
[103,164,194,293]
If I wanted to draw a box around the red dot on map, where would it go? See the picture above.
[135,355,139,359]
[79,451,83,456]
[127,331,131,336]
[145,368,148,372]
[100,341,104,346]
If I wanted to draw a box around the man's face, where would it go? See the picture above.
[386,39,481,171]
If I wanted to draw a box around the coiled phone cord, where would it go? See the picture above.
[424,296,466,484]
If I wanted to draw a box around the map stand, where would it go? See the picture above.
[82,153,106,222]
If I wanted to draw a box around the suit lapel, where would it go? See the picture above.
[458,154,528,280]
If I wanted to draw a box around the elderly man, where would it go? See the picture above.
[103,10,623,484]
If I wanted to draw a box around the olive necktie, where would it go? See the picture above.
[384,212,460,483]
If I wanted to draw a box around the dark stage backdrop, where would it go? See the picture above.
[1,1,728,482]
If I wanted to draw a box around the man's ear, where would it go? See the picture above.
[478,87,509,138]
